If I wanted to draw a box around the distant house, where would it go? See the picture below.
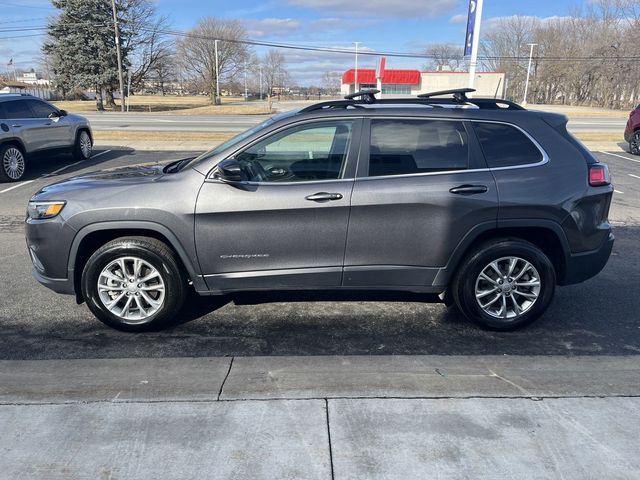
[0,80,53,99]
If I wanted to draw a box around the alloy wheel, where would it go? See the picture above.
[474,256,541,320]
[97,256,166,324]
[3,147,25,180]
[80,131,92,158]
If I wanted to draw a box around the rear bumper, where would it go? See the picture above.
[559,232,614,285]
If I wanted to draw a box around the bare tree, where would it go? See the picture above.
[260,49,289,106]
[424,44,465,71]
[322,71,341,94]
[176,17,250,104]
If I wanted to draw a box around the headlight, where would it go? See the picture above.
[27,201,66,220]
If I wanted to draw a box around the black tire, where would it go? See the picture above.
[81,236,187,332]
[72,130,92,161]
[451,238,556,331]
[0,143,26,182]
[630,131,640,156]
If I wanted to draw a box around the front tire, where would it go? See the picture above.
[73,130,92,160]
[451,239,556,331]
[81,237,187,332]
[0,144,26,182]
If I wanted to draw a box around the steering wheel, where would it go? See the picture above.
[243,160,268,182]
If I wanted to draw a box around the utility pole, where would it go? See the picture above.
[354,41,360,93]
[214,39,220,105]
[466,0,484,93]
[244,60,248,101]
[522,43,537,106]
[259,65,263,100]
[110,0,125,112]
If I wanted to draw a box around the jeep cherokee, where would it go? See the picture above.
[25,89,614,332]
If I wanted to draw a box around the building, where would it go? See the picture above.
[341,58,505,98]
[0,80,53,99]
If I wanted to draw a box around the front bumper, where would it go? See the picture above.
[559,232,614,285]
[32,268,75,295]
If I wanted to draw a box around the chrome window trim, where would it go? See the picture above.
[356,116,549,182]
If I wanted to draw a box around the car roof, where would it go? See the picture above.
[0,93,36,102]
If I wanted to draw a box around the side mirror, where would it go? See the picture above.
[59,109,68,117]
[213,158,244,183]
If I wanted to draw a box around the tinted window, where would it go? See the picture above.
[235,120,353,182]
[27,99,57,118]
[2,100,34,119]
[474,122,543,168]
[368,119,469,177]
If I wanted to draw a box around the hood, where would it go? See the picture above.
[32,163,168,200]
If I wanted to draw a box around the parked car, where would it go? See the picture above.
[0,93,93,182]
[624,104,640,155]
[25,88,614,332]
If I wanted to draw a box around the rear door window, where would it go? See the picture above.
[473,122,543,168]
[368,119,469,177]
[2,100,35,119]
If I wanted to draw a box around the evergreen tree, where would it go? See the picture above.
[44,0,129,110]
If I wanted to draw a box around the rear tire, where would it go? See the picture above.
[630,131,640,156]
[81,236,187,332]
[451,238,556,331]
[0,144,26,182]
[73,130,92,160]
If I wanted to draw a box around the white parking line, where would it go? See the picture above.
[598,151,640,163]
[90,149,112,159]
[0,180,34,194]
[615,190,624,194]
[629,174,640,180]
[43,160,83,177]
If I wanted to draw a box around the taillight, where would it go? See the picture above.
[589,164,610,186]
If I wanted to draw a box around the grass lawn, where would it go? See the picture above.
[52,95,271,115]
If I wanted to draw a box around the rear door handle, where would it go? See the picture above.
[305,192,343,202]
[449,184,488,195]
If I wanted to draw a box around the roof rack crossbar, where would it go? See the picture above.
[299,89,525,113]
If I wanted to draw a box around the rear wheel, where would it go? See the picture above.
[73,130,92,160]
[451,239,556,331]
[630,131,640,155]
[81,237,187,332]
[0,144,26,182]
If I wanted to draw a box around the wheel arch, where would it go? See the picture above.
[0,137,27,154]
[68,221,203,303]
[436,219,570,302]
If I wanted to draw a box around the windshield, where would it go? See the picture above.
[181,112,295,171]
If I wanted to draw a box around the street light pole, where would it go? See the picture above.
[522,43,537,105]
[259,65,263,100]
[110,0,125,112]
[214,39,220,105]
[354,41,360,93]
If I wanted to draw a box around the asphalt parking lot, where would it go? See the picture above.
[0,148,638,360]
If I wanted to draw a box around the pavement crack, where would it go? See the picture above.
[488,369,533,396]
[325,399,335,480]
[217,356,234,401]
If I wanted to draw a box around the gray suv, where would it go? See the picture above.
[25,89,614,332]
[0,94,93,182]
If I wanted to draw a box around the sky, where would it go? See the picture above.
[0,0,589,85]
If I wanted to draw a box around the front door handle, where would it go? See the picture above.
[305,192,343,202]
[449,184,488,195]
[11,124,22,128]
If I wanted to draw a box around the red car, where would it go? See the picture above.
[624,105,640,154]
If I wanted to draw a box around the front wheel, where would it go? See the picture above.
[451,239,556,331]
[0,144,26,182]
[81,237,187,332]
[73,130,92,160]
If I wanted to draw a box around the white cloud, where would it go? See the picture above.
[286,0,458,18]
[246,18,303,38]
[482,15,573,33]
[449,14,467,24]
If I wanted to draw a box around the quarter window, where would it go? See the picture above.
[474,122,543,168]
[368,119,469,177]
[235,120,353,182]
[2,100,34,119]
